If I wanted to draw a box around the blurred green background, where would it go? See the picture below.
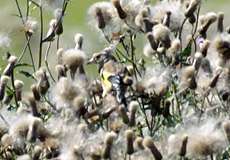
[1,0,229,55]
[0,0,229,87]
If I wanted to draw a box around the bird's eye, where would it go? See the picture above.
[95,55,100,60]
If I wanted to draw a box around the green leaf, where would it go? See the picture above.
[181,42,192,58]
[6,87,13,96]
[15,63,33,69]
[18,70,35,80]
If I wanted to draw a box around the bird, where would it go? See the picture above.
[88,45,132,107]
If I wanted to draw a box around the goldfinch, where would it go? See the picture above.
[88,45,132,107]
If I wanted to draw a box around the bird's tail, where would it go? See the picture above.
[108,75,127,107]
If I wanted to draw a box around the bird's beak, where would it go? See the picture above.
[87,57,94,64]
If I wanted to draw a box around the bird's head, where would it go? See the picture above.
[88,52,106,64]
[88,45,116,65]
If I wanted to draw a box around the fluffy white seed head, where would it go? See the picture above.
[129,101,138,113]
[102,132,117,158]
[88,2,117,29]
[143,137,162,160]
[57,48,64,64]
[54,8,62,20]
[49,19,57,29]
[134,137,144,150]
[168,38,180,55]
[153,24,170,42]
[74,33,84,49]
[1,133,13,148]
[62,49,86,71]
[185,0,201,18]
[222,120,230,142]
[24,17,38,34]
[0,33,11,48]
[153,24,171,48]
[8,55,17,64]
[16,154,31,160]
[14,80,24,90]
[0,75,10,85]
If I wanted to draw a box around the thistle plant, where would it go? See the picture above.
[0,0,230,159]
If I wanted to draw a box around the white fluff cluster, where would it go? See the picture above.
[0,33,11,48]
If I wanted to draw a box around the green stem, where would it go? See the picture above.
[45,42,56,82]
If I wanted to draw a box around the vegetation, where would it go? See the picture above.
[0,0,230,159]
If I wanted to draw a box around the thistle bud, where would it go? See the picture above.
[55,65,67,80]
[112,0,127,19]
[147,33,157,50]
[3,56,17,76]
[55,21,63,36]
[27,96,40,117]
[185,0,200,18]
[0,75,10,101]
[118,105,129,124]
[179,135,188,157]
[200,40,210,57]
[102,132,117,159]
[74,33,84,50]
[72,96,86,117]
[31,84,41,101]
[27,118,43,142]
[135,8,153,32]
[209,72,221,88]
[134,137,145,150]
[168,39,180,60]
[95,7,106,29]
[33,145,42,160]
[128,101,138,126]
[215,36,230,59]
[1,133,13,148]
[2,151,13,160]
[222,120,230,142]
[188,14,196,24]
[217,12,224,33]
[143,18,154,33]
[14,80,24,101]
[125,130,135,155]
[199,12,217,37]
[36,69,50,95]
[163,11,171,27]
[153,24,171,48]
[143,137,162,160]
[180,66,197,90]
[194,52,203,70]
